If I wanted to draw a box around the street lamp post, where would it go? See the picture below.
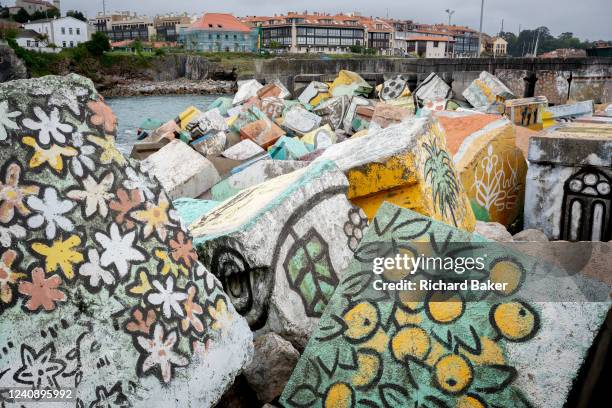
[445,9,455,26]
[478,0,485,57]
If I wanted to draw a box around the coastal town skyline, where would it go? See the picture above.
[53,0,611,41]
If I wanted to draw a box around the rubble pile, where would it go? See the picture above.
[1,69,610,407]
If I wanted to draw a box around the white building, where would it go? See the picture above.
[406,35,454,58]
[9,0,60,15]
[14,28,61,52]
[24,16,89,49]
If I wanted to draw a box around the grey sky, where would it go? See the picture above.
[56,0,610,40]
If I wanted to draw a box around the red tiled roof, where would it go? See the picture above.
[406,35,455,42]
[191,13,251,32]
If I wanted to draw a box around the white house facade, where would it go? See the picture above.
[24,16,89,49]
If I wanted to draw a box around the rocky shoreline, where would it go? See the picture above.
[101,78,235,97]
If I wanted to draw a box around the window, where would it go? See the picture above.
[70,41,74,47]
[61,27,65,34]
[62,41,66,47]
[27,40,31,47]
[76,28,80,35]
[434,41,439,47]
[69,28,73,35]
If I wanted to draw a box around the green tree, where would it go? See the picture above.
[30,8,60,20]
[66,10,87,22]
[85,31,110,56]
[13,8,30,23]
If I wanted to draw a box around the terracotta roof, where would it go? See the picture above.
[191,13,251,32]
[406,35,455,42]
[241,13,381,29]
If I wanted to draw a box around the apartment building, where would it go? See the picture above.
[154,14,191,42]
[24,16,88,48]
[180,13,257,52]
[91,12,154,42]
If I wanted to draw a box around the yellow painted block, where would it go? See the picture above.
[351,184,425,220]
[346,154,418,199]
[177,106,202,130]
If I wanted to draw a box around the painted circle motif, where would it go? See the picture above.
[342,301,379,342]
[490,301,539,342]
[391,325,431,361]
[324,382,354,408]
[434,354,473,394]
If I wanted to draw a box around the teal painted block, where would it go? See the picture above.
[269,136,309,160]
[207,96,233,116]
[173,197,220,226]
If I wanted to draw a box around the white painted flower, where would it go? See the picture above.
[136,323,188,383]
[79,248,115,287]
[0,101,21,141]
[94,222,145,277]
[147,276,187,319]
[70,133,96,177]
[123,166,155,200]
[67,172,115,217]
[22,106,72,145]
[26,187,75,240]
[0,224,26,247]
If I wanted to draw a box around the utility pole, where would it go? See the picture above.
[478,0,484,57]
[533,27,541,57]
[103,0,106,16]
[500,19,504,35]
[445,9,455,26]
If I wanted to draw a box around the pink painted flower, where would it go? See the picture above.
[18,267,65,311]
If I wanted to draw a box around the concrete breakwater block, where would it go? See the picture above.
[524,123,612,241]
[329,70,373,98]
[173,197,221,226]
[313,117,476,232]
[343,96,372,134]
[298,81,330,109]
[222,139,265,161]
[210,159,309,202]
[141,140,221,199]
[239,118,286,149]
[437,111,527,227]
[282,104,323,136]
[189,160,368,347]
[233,79,263,105]
[504,96,548,130]
[313,95,349,130]
[414,73,452,106]
[370,103,414,130]
[281,202,611,408]
[463,71,516,109]
[0,74,252,407]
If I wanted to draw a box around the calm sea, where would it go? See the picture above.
[106,94,225,154]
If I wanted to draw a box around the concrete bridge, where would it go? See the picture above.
[253,57,612,104]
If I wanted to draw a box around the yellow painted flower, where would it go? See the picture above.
[132,194,173,242]
[129,269,152,295]
[155,249,188,278]
[22,136,77,173]
[208,297,233,332]
[31,234,84,280]
[88,134,126,165]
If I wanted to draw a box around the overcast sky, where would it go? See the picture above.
[55,0,610,41]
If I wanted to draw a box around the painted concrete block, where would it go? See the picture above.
[329,70,373,98]
[343,96,372,133]
[504,96,548,130]
[191,131,227,157]
[207,96,233,116]
[185,108,228,139]
[141,140,220,199]
[301,125,336,152]
[377,74,412,102]
[173,198,221,226]
[239,118,286,149]
[541,100,594,128]
[451,71,485,100]
[222,139,265,161]
[282,104,322,136]
[210,160,309,202]
[298,81,330,109]
[0,74,252,407]
[494,69,529,98]
[261,96,286,120]
[438,111,527,226]
[189,160,368,346]
[233,79,263,105]
[281,202,611,408]
[313,117,476,231]
[257,80,291,100]
[463,71,516,109]
[414,73,452,106]
[370,103,414,130]
[130,120,178,160]
[269,136,310,161]
[525,123,612,241]
[313,95,349,130]
[534,70,570,105]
